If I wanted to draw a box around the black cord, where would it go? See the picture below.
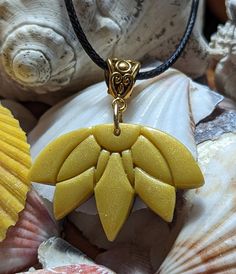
[65,0,199,80]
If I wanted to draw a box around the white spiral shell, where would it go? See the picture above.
[0,0,208,103]
[1,24,76,93]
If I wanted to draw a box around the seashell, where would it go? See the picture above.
[209,1,236,102]
[195,109,236,144]
[226,0,236,21]
[28,69,222,251]
[18,236,115,274]
[96,244,153,274]
[38,237,96,268]
[19,264,115,274]
[0,99,37,133]
[0,0,208,104]
[157,132,236,274]
[1,24,76,93]
[0,104,31,242]
[0,189,59,274]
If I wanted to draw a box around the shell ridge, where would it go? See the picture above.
[158,209,236,272]
[173,208,236,262]
[167,240,236,273]
[0,105,32,242]
[0,166,27,204]
[0,107,12,115]
[0,140,31,168]
[0,122,26,140]
[0,151,29,184]
[0,114,19,126]
[0,130,29,153]
[0,185,23,221]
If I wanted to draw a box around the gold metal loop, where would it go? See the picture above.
[112,97,127,136]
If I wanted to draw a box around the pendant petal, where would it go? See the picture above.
[122,150,134,185]
[95,150,110,182]
[134,168,176,222]
[131,135,173,185]
[57,135,101,181]
[95,153,134,241]
[141,127,204,188]
[29,129,91,184]
[93,124,140,152]
[54,168,95,219]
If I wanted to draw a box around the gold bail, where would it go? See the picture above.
[105,58,140,136]
[105,58,141,99]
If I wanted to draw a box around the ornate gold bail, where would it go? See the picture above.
[105,58,141,135]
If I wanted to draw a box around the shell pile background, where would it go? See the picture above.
[0,0,208,104]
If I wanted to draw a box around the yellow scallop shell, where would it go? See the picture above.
[30,124,204,241]
[0,105,31,241]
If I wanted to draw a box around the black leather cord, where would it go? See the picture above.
[65,0,199,80]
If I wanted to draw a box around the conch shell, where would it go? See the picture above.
[0,0,208,104]
[0,104,31,242]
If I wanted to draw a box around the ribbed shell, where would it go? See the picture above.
[0,190,59,274]
[157,133,236,274]
[0,104,31,242]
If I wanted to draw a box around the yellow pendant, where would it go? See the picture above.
[0,105,31,241]
[29,58,204,241]
[29,123,204,241]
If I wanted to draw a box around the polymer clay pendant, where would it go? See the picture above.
[29,58,204,241]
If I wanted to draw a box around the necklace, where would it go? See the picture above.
[29,0,204,242]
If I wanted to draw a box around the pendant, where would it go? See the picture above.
[29,58,204,241]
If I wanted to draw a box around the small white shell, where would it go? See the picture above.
[38,237,94,268]
[209,2,236,101]
[157,133,236,274]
